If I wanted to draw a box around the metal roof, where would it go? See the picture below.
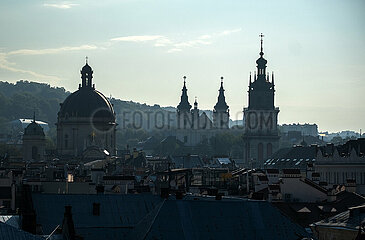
[0,222,44,240]
[32,193,163,239]
[140,198,310,240]
[32,193,310,240]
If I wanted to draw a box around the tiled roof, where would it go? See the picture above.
[170,155,203,169]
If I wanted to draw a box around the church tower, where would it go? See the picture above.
[191,97,200,130]
[213,77,230,129]
[57,59,116,160]
[177,76,192,130]
[22,113,46,161]
[243,34,280,167]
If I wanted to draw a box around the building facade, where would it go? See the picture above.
[175,76,229,146]
[243,35,280,167]
[56,61,117,159]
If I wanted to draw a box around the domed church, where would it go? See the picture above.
[56,60,117,159]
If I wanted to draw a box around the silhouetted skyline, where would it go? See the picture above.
[0,0,364,132]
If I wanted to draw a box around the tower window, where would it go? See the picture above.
[64,134,68,148]
[32,146,38,160]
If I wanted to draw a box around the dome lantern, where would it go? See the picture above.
[81,56,93,89]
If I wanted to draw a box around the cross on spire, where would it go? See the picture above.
[259,33,264,56]
[85,56,88,64]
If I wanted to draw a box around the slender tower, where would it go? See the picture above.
[243,34,280,167]
[213,77,230,129]
[177,76,192,130]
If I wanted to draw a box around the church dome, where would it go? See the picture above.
[24,121,45,136]
[58,62,115,123]
[59,88,115,122]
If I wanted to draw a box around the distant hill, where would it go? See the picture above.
[0,81,69,126]
[0,81,241,131]
[0,81,175,130]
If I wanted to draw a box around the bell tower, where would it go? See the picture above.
[177,76,192,130]
[81,57,94,89]
[213,77,230,129]
[243,34,280,167]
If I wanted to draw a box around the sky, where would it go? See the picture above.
[0,0,364,133]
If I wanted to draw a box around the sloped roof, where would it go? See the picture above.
[170,155,203,169]
[0,221,43,240]
[32,193,163,239]
[0,215,19,229]
[32,193,310,240]
[312,204,365,230]
[139,198,310,240]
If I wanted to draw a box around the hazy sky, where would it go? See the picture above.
[0,0,364,132]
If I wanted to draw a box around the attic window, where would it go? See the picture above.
[93,202,100,216]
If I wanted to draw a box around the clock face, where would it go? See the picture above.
[245,110,278,133]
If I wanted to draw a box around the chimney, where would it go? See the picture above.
[160,188,169,199]
[95,185,104,194]
[20,185,36,234]
[176,191,184,200]
[215,193,222,200]
[62,206,76,240]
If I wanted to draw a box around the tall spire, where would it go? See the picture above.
[194,96,198,109]
[256,33,267,78]
[177,76,191,111]
[259,33,264,56]
[214,76,229,112]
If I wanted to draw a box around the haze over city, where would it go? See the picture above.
[0,0,364,132]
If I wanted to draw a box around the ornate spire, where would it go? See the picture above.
[259,33,264,57]
[256,33,268,78]
[214,76,229,112]
[177,76,192,111]
[194,96,198,109]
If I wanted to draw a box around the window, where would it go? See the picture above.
[31,146,38,160]
[64,134,68,148]
[258,143,264,162]
[267,143,272,157]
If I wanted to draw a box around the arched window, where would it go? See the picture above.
[267,143,273,157]
[258,143,264,162]
[64,134,68,148]
[32,146,38,160]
